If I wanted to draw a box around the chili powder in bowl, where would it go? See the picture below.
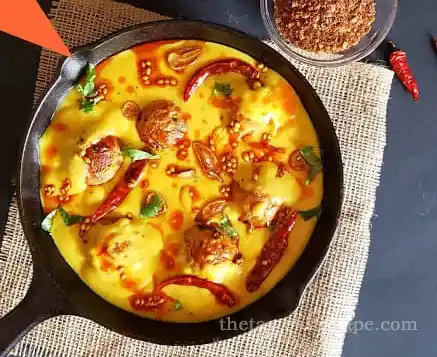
[261,0,398,67]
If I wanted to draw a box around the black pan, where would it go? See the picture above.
[0,20,343,356]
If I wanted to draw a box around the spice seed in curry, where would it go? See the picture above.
[44,184,56,197]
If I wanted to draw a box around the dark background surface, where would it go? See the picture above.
[0,0,435,356]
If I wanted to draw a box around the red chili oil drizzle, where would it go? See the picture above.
[52,123,68,132]
[160,250,176,270]
[100,258,113,272]
[120,277,138,291]
[297,178,314,198]
[45,145,58,160]
[188,186,202,202]
[169,210,184,231]
[166,242,181,256]
[140,179,149,189]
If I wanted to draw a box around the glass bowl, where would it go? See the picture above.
[261,0,398,67]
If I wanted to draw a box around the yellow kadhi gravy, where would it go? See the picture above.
[39,40,323,322]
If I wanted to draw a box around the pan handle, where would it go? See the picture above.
[0,265,70,357]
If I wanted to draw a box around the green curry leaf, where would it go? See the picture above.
[299,146,322,185]
[58,207,83,226]
[299,206,322,221]
[140,194,162,218]
[80,96,102,113]
[76,64,101,113]
[77,64,97,97]
[174,300,183,311]
[218,215,238,239]
[41,207,83,232]
[122,148,160,162]
[213,82,233,97]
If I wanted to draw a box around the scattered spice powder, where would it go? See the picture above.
[274,0,376,53]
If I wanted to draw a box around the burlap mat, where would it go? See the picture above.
[0,0,394,356]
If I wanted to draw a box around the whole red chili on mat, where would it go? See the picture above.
[246,207,298,293]
[183,59,260,101]
[388,41,419,101]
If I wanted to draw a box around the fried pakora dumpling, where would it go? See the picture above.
[233,162,302,228]
[86,218,163,288]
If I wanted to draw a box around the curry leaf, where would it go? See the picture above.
[299,206,322,221]
[76,64,101,113]
[218,215,238,239]
[76,84,85,96]
[299,146,322,166]
[41,209,57,233]
[122,148,160,162]
[80,100,93,113]
[141,194,162,218]
[58,207,83,226]
[174,301,183,311]
[213,82,233,97]
[80,97,102,113]
[77,64,97,97]
[305,165,322,185]
[299,146,322,185]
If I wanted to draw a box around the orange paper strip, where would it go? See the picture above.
[0,0,71,57]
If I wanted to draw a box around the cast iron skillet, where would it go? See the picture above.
[0,20,343,356]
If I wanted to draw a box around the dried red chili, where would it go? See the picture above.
[79,159,147,237]
[246,207,298,292]
[158,275,236,307]
[184,59,260,101]
[388,41,419,101]
[92,159,146,222]
[129,274,236,312]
